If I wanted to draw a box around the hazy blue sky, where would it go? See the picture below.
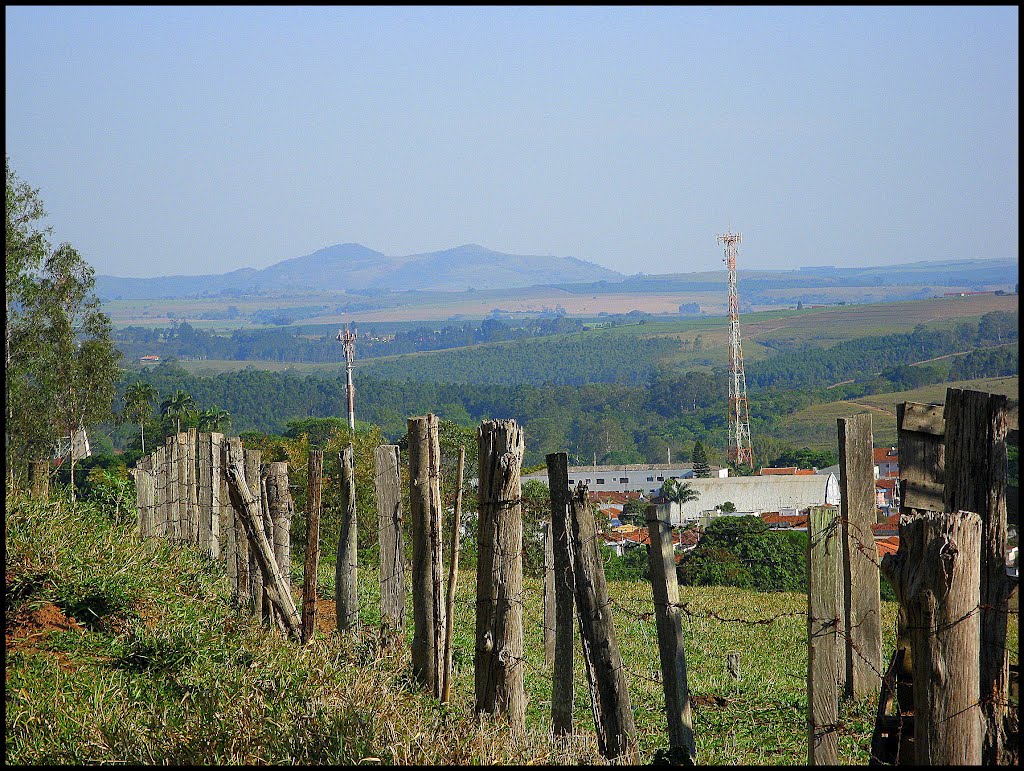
[5,6,1018,278]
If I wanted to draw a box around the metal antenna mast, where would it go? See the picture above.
[337,324,357,432]
[717,231,754,468]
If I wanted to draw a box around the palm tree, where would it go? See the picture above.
[660,477,700,505]
[160,389,196,435]
[197,405,231,433]
[121,381,157,453]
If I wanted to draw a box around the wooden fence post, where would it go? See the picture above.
[807,504,842,766]
[209,432,223,560]
[260,469,276,625]
[301,449,323,645]
[227,439,250,607]
[837,413,881,699]
[166,435,179,541]
[224,437,302,641]
[882,509,983,765]
[441,445,466,705]
[375,444,405,634]
[545,452,575,737]
[186,428,200,545]
[408,414,445,696]
[198,433,213,555]
[336,444,359,632]
[567,481,637,762]
[943,388,1012,765]
[222,444,238,594]
[134,455,154,540]
[153,446,166,539]
[30,460,49,500]
[543,519,555,667]
[475,420,526,731]
[266,460,294,633]
[646,502,696,763]
[244,447,265,619]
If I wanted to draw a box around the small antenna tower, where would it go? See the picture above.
[337,324,357,432]
[717,231,754,468]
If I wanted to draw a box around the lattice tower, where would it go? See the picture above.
[337,324,357,431]
[717,232,754,467]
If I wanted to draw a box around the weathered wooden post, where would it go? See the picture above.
[198,433,213,555]
[266,460,294,634]
[943,388,1012,765]
[543,519,555,667]
[408,414,445,696]
[301,449,323,645]
[567,481,637,762]
[882,509,983,765]
[646,502,696,763]
[244,447,265,619]
[475,421,526,731]
[375,444,405,633]
[224,437,303,641]
[545,451,575,737]
[225,439,250,606]
[186,427,200,545]
[260,469,275,624]
[30,460,49,500]
[153,445,167,539]
[441,445,466,705]
[166,434,180,541]
[135,455,154,540]
[807,504,842,766]
[837,413,881,699]
[726,652,741,681]
[222,448,238,594]
[336,444,359,632]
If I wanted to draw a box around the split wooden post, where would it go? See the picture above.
[543,520,556,667]
[807,504,842,766]
[266,461,294,632]
[301,449,323,645]
[166,434,179,541]
[228,442,251,606]
[153,445,167,538]
[224,437,302,641]
[441,445,466,705]
[336,444,359,632]
[882,509,983,765]
[646,502,696,763]
[244,447,265,619]
[186,428,200,545]
[943,387,1012,765]
[475,421,526,731]
[545,451,575,737]
[209,433,223,559]
[30,460,49,500]
[567,481,637,762]
[222,445,238,594]
[837,413,881,699]
[260,469,276,625]
[408,414,445,696]
[375,444,405,633]
[198,433,214,555]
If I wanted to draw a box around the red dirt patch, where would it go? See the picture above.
[6,602,84,670]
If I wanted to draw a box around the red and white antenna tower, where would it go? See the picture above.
[717,231,754,468]
[337,324,357,431]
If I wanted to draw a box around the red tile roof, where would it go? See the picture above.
[874,447,898,463]
[876,536,900,557]
[760,513,809,528]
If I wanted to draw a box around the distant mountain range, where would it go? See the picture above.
[95,243,625,299]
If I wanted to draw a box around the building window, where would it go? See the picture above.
[620,477,628,483]
[596,479,605,484]
[568,479,575,485]
[657,476,664,481]
[646,476,654,481]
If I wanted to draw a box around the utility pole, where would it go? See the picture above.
[337,324,357,432]
[717,232,754,468]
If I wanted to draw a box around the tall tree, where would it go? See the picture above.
[160,389,196,434]
[197,405,231,433]
[6,161,120,489]
[660,477,700,505]
[121,381,157,453]
[691,440,711,478]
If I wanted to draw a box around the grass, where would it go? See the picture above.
[774,376,1019,451]
[7,483,1018,764]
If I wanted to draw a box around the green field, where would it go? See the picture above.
[778,376,1019,450]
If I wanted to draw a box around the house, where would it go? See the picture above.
[760,511,809,531]
[663,473,841,526]
[874,447,899,478]
[872,513,901,538]
[875,536,900,558]
[600,524,701,556]
[759,467,817,475]
[139,355,160,363]
[521,463,727,496]
[875,477,900,509]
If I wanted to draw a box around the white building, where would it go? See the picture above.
[666,474,841,525]
[521,463,728,496]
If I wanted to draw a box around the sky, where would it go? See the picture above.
[5,6,1019,279]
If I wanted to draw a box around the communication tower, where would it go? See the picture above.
[717,232,755,468]
[337,324,357,431]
